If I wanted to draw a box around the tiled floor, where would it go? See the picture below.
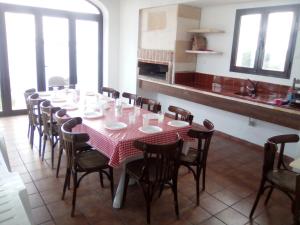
[0,115,293,225]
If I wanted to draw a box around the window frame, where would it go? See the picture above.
[230,4,300,79]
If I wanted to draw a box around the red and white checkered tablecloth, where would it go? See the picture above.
[68,102,191,168]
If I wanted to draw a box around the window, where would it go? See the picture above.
[230,5,300,79]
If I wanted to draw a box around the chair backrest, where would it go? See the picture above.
[122,92,138,105]
[168,105,194,125]
[100,87,120,99]
[139,97,161,113]
[133,138,183,185]
[40,100,60,135]
[24,88,36,110]
[28,93,44,126]
[262,141,278,176]
[61,117,90,167]
[187,119,214,165]
[54,109,72,146]
[268,134,299,170]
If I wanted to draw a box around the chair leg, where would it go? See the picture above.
[99,171,104,188]
[50,137,55,169]
[41,135,47,160]
[202,165,206,191]
[62,167,71,200]
[56,144,63,178]
[27,121,30,138]
[196,166,201,206]
[38,130,43,155]
[145,187,151,224]
[109,167,114,200]
[71,172,78,217]
[30,126,35,149]
[250,180,266,218]
[172,178,179,219]
[264,187,274,205]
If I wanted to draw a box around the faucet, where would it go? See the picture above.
[246,79,259,98]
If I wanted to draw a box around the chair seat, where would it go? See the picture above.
[126,158,173,182]
[76,150,109,171]
[180,148,198,164]
[267,169,297,193]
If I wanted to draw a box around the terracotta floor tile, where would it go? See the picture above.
[216,208,249,225]
[254,204,293,225]
[29,193,45,209]
[199,217,226,225]
[31,206,52,225]
[200,195,228,215]
[47,200,73,218]
[41,189,63,204]
[181,206,211,225]
[213,189,243,206]
[54,213,90,225]
[25,182,38,195]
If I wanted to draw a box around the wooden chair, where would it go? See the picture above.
[179,119,214,205]
[122,92,139,105]
[250,140,300,225]
[122,138,183,224]
[268,134,299,171]
[24,88,36,138]
[167,105,194,125]
[40,100,60,168]
[139,97,161,113]
[100,86,120,99]
[54,109,92,178]
[28,93,45,153]
[61,117,114,216]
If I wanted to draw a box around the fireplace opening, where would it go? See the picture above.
[138,61,168,80]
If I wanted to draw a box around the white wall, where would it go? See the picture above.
[119,0,300,158]
[92,0,120,89]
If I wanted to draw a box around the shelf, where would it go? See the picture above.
[188,28,224,33]
[185,50,222,54]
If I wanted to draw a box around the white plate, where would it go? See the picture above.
[39,92,51,97]
[83,111,103,119]
[143,113,160,120]
[122,103,134,109]
[62,104,78,111]
[86,91,96,96]
[138,125,162,134]
[105,121,127,130]
[51,97,66,103]
[167,120,189,127]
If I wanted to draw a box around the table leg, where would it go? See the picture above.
[112,169,126,209]
[112,156,141,209]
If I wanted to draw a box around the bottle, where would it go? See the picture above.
[287,87,293,102]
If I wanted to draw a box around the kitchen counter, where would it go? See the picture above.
[138,78,300,129]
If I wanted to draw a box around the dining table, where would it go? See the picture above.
[40,90,193,208]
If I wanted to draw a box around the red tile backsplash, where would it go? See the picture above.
[175,72,290,100]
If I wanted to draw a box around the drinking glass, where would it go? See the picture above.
[143,117,149,127]
[128,112,136,125]
[158,111,164,124]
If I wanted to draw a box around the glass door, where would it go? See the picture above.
[43,16,69,90]
[76,20,98,92]
[5,12,37,111]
